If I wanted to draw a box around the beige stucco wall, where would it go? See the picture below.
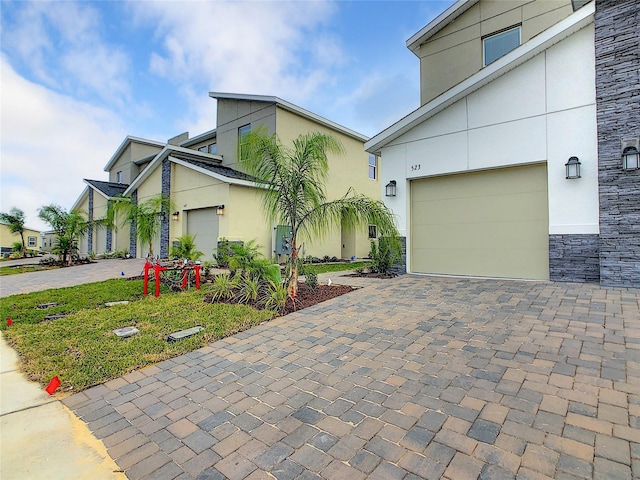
[169,163,230,242]
[416,0,574,104]
[226,185,273,258]
[276,107,379,259]
[108,142,162,184]
[0,224,41,252]
[134,163,163,257]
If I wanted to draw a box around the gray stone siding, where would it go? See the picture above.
[129,190,137,258]
[389,236,407,275]
[106,228,112,252]
[160,158,171,258]
[549,234,600,283]
[87,188,93,253]
[595,0,640,287]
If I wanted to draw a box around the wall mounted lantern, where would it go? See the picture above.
[565,156,581,179]
[622,146,640,171]
[216,204,225,215]
[171,211,180,221]
[385,180,397,197]
[156,211,166,221]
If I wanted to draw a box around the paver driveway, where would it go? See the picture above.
[64,275,640,479]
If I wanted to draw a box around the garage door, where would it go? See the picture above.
[187,208,219,260]
[411,164,549,279]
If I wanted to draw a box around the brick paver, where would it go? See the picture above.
[63,275,640,479]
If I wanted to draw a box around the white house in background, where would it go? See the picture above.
[366,0,640,286]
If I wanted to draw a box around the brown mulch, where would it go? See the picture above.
[344,271,397,279]
[202,282,357,316]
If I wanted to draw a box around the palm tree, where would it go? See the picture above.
[0,207,27,256]
[108,194,172,257]
[38,204,99,265]
[239,126,398,296]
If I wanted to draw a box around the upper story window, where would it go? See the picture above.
[238,125,251,156]
[368,225,377,239]
[116,171,123,183]
[368,154,378,179]
[483,26,520,66]
[208,143,217,154]
[198,146,207,153]
[28,236,37,247]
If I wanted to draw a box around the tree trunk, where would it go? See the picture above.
[20,232,26,257]
[287,240,298,298]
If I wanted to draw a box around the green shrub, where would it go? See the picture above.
[261,280,288,313]
[305,271,318,290]
[210,274,238,301]
[369,236,401,274]
[170,234,204,261]
[237,275,261,304]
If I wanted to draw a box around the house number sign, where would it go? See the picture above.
[410,164,422,172]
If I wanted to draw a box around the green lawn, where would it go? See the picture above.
[0,279,274,393]
[301,261,370,275]
[0,264,58,276]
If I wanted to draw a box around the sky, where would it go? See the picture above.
[1,0,454,231]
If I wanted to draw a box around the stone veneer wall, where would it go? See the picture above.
[595,0,640,287]
[129,190,137,258]
[160,158,171,259]
[106,228,112,252]
[87,188,93,253]
[389,236,407,275]
[549,234,600,283]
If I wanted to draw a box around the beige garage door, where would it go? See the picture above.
[187,208,219,260]
[411,164,549,279]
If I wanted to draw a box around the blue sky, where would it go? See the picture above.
[1,0,454,231]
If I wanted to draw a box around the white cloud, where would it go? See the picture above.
[1,1,132,107]
[0,57,126,231]
[133,0,341,133]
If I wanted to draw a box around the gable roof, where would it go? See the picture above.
[84,179,129,198]
[209,92,369,143]
[103,135,165,172]
[366,1,594,154]
[180,129,217,148]
[406,0,479,53]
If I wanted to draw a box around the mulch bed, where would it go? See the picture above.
[344,272,397,279]
[202,282,357,316]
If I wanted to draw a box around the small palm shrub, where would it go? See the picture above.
[210,274,238,301]
[171,234,204,261]
[305,271,318,290]
[237,275,261,304]
[261,280,288,313]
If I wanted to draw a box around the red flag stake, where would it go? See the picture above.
[7,317,13,326]
[45,376,61,395]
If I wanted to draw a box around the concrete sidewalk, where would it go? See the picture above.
[0,334,125,479]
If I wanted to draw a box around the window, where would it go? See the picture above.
[116,171,123,183]
[238,124,251,156]
[28,236,37,247]
[483,26,520,66]
[208,143,217,154]
[198,146,208,153]
[368,225,377,239]
[368,154,377,179]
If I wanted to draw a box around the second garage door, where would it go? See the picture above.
[187,208,219,260]
[410,164,549,280]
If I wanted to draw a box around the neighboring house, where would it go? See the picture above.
[0,222,41,256]
[366,0,639,287]
[75,93,380,261]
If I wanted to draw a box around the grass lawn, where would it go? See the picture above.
[0,264,58,276]
[301,261,370,275]
[0,279,274,394]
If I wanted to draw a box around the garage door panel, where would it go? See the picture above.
[187,209,219,260]
[410,164,548,279]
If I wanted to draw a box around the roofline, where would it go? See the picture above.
[71,186,90,212]
[406,0,479,54]
[209,92,369,143]
[0,221,41,232]
[180,128,217,147]
[170,157,261,189]
[366,2,594,154]
[103,135,165,172]
[124,145,223,194]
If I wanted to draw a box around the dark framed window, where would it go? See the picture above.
[28,236,37,247]
[116,171,123,183]
[198,146,208,153]
[238,125,251,157]
[208,143,217,154]
[483,26,520,66]
[368,225,377,239]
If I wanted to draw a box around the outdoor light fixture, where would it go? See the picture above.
[172,211,180,221]
[385,180,397,197]
[216,204,225,215]
[156,211,166,221]
[622,146,640,171]
[565,156,581,179]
